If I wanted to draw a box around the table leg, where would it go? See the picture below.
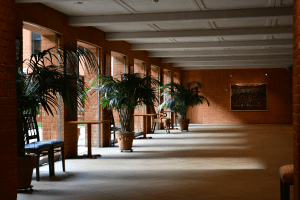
[143,116,147,138]
[87,123,92,157]
[171,112,174,129]
[76,123,101,159]
[137,116,152,139]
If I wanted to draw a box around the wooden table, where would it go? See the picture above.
[133,114,157,139]
[163,110,175,129]
[67,120,111,158]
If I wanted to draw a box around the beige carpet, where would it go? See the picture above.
[17,124,293,200]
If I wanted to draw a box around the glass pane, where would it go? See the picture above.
[77,41,100,148]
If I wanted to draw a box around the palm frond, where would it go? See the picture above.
[158,81,209,119]
[17,44,99,157]
[87,73,159,131]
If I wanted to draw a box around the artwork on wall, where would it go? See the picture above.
[230,83,267,111]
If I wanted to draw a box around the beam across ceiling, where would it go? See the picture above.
[131,39,292,50]
[68,7,292,26]
[161,55,292,63]
[16,0,294,70]
[105,27,293,40]
[172,60,292,67]
[180,65,290,70]
[148,49,293,57]
[15,0,92,2]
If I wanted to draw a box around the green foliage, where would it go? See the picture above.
[17,44,98,157]
[88,73,160,131]
[158,81,209,119]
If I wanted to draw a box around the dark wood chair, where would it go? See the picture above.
[107,109,121,146]
[279,164,293,200]
[24,115,65,181]
[149,105,171,133]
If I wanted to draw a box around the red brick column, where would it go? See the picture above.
[100,50,111,146]
[0,1,17,199]
[294,1,300,199]
[60,30,78,158]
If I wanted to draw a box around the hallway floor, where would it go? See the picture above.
[17,124,293,200]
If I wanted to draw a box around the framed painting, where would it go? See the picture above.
[230,83,267,111]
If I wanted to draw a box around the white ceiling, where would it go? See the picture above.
[16,0,294,70]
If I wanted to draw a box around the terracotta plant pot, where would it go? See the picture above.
[178,119,190,131]
[115,131,134,152]
[17,155,36,191]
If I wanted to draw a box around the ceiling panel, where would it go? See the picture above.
[121,0,196,13]
[22,0,293,70]
[180,65,288,70]
[201,0,292,10]
[44,1,130,16]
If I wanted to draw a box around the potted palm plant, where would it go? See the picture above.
[158,81,209,131]
[88,73,160,151]
[17,44,98,190]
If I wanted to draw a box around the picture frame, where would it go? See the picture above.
[230,83,268,111]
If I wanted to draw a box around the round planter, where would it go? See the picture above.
[17,155,36,191]
[178,119,190,131]
[115,131,134,152]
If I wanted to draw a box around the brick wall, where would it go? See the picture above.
[182,68,292,124]
[294,1,300,199]
[15,3,181,158]
[0,0,17,199]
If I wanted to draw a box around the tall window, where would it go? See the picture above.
[111,52,126,79]
[31,32,41,54]
[22,22,60,142]
[163,69,171,102]
[111,52,127,126]
[133,59,146,133]
[77,41,101,147]
[173,73,179,84]
[151,65,160,110]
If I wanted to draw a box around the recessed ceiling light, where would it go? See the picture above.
[74,2,85,5]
